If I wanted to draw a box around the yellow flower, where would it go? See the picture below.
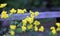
[30,13,35,18]
[1,14,8,19]
[50,26,57,35]
[10,25,16,30]
[39,26,44,32]
[35,11,39,16]
[17,9,24,14]
[1,11,7,14]
[51,29,57,35]
[22,19,27,26]
[30,10,33,13]
[22,26,26,31]
[56,23,60,31]
[10,31,15,36]
[0,3,7,8]
[30,10,34,14]
[23,9,27,12]
[50,26,55,30]
[26,16,34,24]
[10,8,16,14]
[27,24,33,30]
[56,23,60,27]
[1,11,8,18]
[30,10,35,18]
[56,27,60,31]
[34,20,40,26]
[34,26,38,32]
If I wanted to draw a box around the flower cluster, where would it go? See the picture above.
[0,6,41,35]
[50,23,60,36]
[0,3,60,36]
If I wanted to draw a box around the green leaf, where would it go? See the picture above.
[17,22,22,27]
[5,33,11,36]
[14,21,18,25]
[15,28,22,33]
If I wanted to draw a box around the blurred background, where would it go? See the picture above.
[0,0,60,22]
[0,0,60,27]
[0,0,60,28]
[0,0,60,36]
[0,0,60,11]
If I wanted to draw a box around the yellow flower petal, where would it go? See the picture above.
[22,26,26,31]
[23,9,27,12]
[10,25,16,30]
[39,26,44,32]
[50,26,55,30]
[1,11,8,18]
[0,3,7,8]
[27,24,33,30]
[34,20,40,26]
[17,9,24,14]
[1,14,8,18]
[56,23,60,27]
[10,8,16,14]
[30,10,35,18]
[35,11,39,16]
[22,19,27,26]
[1,11,7,14]
[34,26,38,32]
[10,31,15,36]
[26,16,34,24]
[51,29,56,35]
[56,27,60,31]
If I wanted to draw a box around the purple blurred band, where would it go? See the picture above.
[0,12,60,21]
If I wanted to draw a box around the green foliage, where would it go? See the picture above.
[51,0,60,6]
[15,28,22,33]
[1,0,60,9]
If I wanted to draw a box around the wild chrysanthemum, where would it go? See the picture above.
[23,9,27,12]
[10,25,16,30]
[27,24,33,30]
[22,19,27,26]
[0,3,7,8]
[17,9,24,14]
[22,26,26,31]
[39,26,44,32]
[10,31,15,36]
[30,10,35,18]
[56,23,60,31]
[10,8,16,14]
[50,26,57,35]
[34,26,38,32]
[51,29,57,35]
[56,23,60,27]
[26,16,34,24]
[35,11,39,16]
[1,11,8,18]
[34,20,40,26]
[50,26,55,30]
